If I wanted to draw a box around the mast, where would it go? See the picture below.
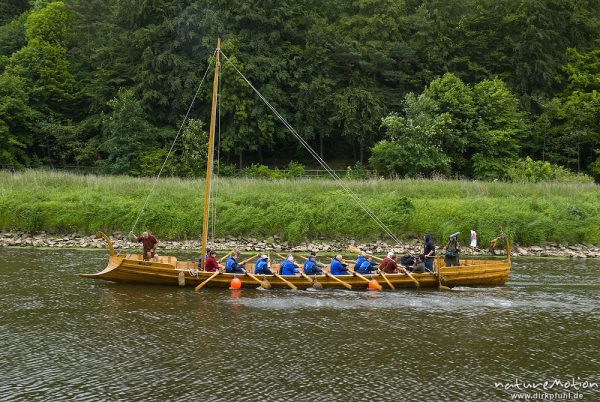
[200,37,221,270]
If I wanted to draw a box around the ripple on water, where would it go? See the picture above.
[0,250,598,401]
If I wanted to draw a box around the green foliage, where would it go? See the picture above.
[372,74,524,179]
[0,0,600,181]
[98,88,157,175]
[507,157,594,183]
[241,162,306,179]
[286,161,306,178]
[0,73,39,167]
[344,162,370,180]
[3,170,600,246]
[24,1,72,45]
[176,119,208,178]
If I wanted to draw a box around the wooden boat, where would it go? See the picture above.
[81,232,511,289]
[80,38,511,290]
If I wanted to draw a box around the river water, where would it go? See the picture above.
[0,248,598,401]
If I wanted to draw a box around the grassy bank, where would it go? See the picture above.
[1,170,599,246]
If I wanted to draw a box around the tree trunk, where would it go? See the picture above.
[359,142,364,163]
[238,153,243,169]
[319,134,324,159]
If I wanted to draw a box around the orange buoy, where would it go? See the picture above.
[368,279,379,291]
[230,276,242,290]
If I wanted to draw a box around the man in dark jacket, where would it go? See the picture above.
[423,234,436,273]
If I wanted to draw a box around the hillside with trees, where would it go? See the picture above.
[1,0,599,180]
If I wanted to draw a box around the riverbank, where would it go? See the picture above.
[1,170,600,247]
[2,231,600,258]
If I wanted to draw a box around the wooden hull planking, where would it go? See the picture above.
[80,254,511,290]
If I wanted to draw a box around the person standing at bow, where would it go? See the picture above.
[132,231,158,261]
[444,233,461,267]
[254,254,273,275]
[330,254,349,275]
[280,255,300,276]
[379,252,398,274]
[303,254,322,275]
[226,251,245,274]
[423,234,436,273]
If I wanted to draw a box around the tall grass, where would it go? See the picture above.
[1,170,599,245]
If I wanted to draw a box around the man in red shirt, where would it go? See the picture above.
[135,231,158,261]
[379,252,398,274]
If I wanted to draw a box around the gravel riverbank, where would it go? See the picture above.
[2,231,600,258]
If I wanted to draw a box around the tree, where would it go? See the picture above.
[0,73,40,167]
[471,78,525,179]
[98,88,157,175]
[332,87,383,162]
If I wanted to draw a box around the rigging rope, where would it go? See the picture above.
[128,49,217,239]
[220,51,402,245]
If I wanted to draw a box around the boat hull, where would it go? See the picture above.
[80,254,511,290]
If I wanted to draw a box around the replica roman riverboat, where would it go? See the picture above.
[81,38,511,291]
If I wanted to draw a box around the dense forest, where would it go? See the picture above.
[1,0,599,180]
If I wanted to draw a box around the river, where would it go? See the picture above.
[1,248,598,401]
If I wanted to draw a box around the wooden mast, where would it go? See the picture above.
[200,37,221,270]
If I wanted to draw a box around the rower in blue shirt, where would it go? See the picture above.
[280,256,300,275]
[357,255,378,274]
[354,252,367,271]
[303,254,322,275]
[254,254,273,275]
[226,251,245,274]
[330,254,349,275]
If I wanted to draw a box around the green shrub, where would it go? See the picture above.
[241,163,271,179]
[285,161,305,178]
[507,157,594,183]
[344,162,370,180]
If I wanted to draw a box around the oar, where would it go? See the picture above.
[348,245,419,288]
[239,254,271,289]
[346,265,383,291]
[436,265,451,291]
[377,269,395,290]
[281,252,323,290]
[243,269,272,289]
[324,269,353,290]
[194,270,221,291]
[219,250,234,262]
[270,253,298,290]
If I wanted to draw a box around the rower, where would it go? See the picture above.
[357,255,378,274]
[254,254,273,275]
[204,250,220,272]
[303,253,322,275]
[354,251,367,270]
[330,254,349,275]
[379,252,398,274]
[225,251,245,274]
[280,255,300,276]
